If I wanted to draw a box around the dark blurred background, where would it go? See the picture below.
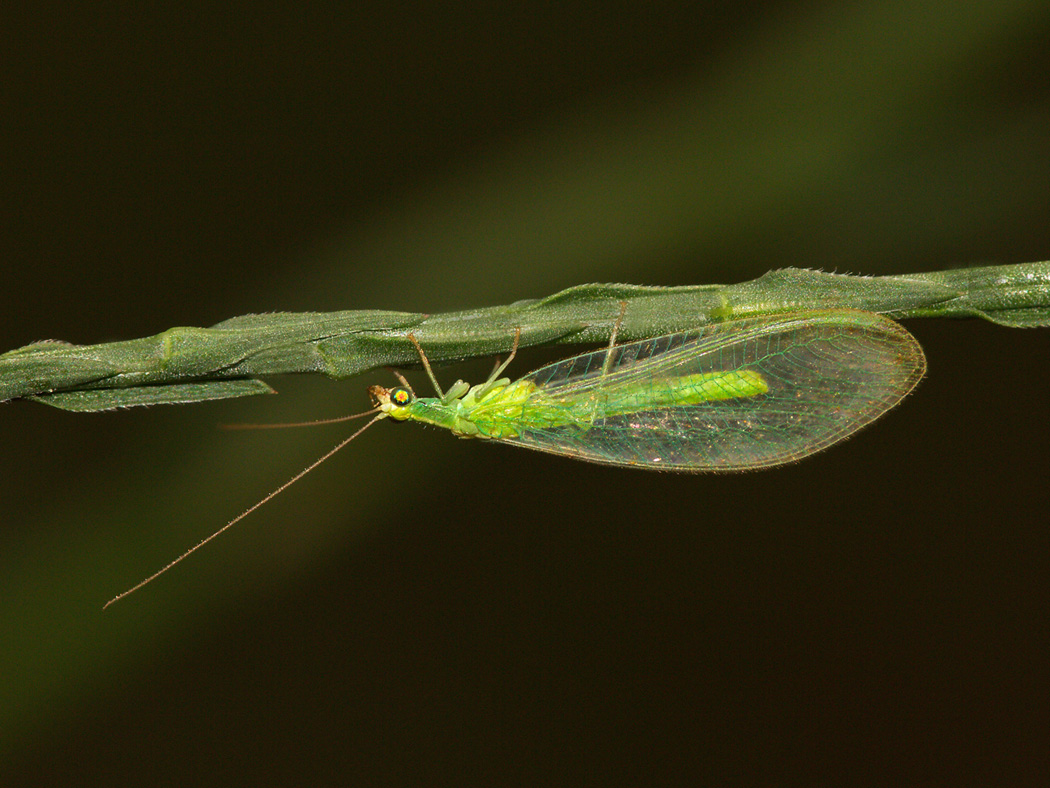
[3,2,1050,785]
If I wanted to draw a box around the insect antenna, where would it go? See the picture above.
[104,409,386,609]
[220,405,381,430]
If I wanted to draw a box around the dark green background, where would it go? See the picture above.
[4,2,1050,785]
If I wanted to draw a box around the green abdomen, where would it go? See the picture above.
[466,370,767,439]
[602,370,768,413]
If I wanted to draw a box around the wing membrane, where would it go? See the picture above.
[501,310,925,470]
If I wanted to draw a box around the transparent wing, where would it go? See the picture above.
[501,310,925,471]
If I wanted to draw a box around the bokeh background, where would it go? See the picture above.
[4,2,1050,785]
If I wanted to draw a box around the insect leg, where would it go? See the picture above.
[600,300,628,378]
[476,327,522,398]
[588,301,628,425]
[406,333,445,398]
[389,367,416,396]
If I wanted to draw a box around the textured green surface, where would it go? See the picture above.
[2,261,1047,411]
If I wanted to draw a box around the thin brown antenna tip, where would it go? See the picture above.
[102,412,385,609]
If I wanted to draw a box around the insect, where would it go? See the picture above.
[105,308,924,606]
[374,309,925,470]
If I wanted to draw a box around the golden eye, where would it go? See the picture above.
[391,387,412,406]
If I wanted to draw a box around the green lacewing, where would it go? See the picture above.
[373,309,925,470]
[105,308,924,606]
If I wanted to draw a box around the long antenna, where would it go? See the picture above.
[220,407,381,430]
[104,411,385,609]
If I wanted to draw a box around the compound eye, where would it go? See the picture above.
[390,387,413,407]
